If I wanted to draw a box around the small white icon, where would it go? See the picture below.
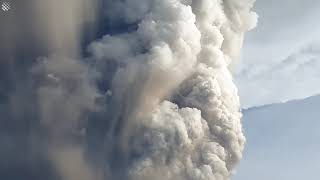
[1,1,11,11]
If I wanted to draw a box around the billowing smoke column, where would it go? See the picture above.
[86,0,257,179]
[0,0,257,180]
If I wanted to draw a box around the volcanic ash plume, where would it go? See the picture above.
[87,0,258,179]
[6,0,257,179]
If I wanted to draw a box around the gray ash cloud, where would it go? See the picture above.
[0,0,257,180]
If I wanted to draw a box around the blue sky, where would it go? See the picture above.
[234,0,320,108]
[233,1,320,179]
[233,95,320,180]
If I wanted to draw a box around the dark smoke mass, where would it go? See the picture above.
[0,0,257,180]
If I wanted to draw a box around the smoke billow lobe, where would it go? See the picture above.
[88,0,257,179]
[0,0,257,180]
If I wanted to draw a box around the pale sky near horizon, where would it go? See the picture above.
[234,0,320,108]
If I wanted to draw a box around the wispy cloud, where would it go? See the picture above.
[234,0,320,108]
